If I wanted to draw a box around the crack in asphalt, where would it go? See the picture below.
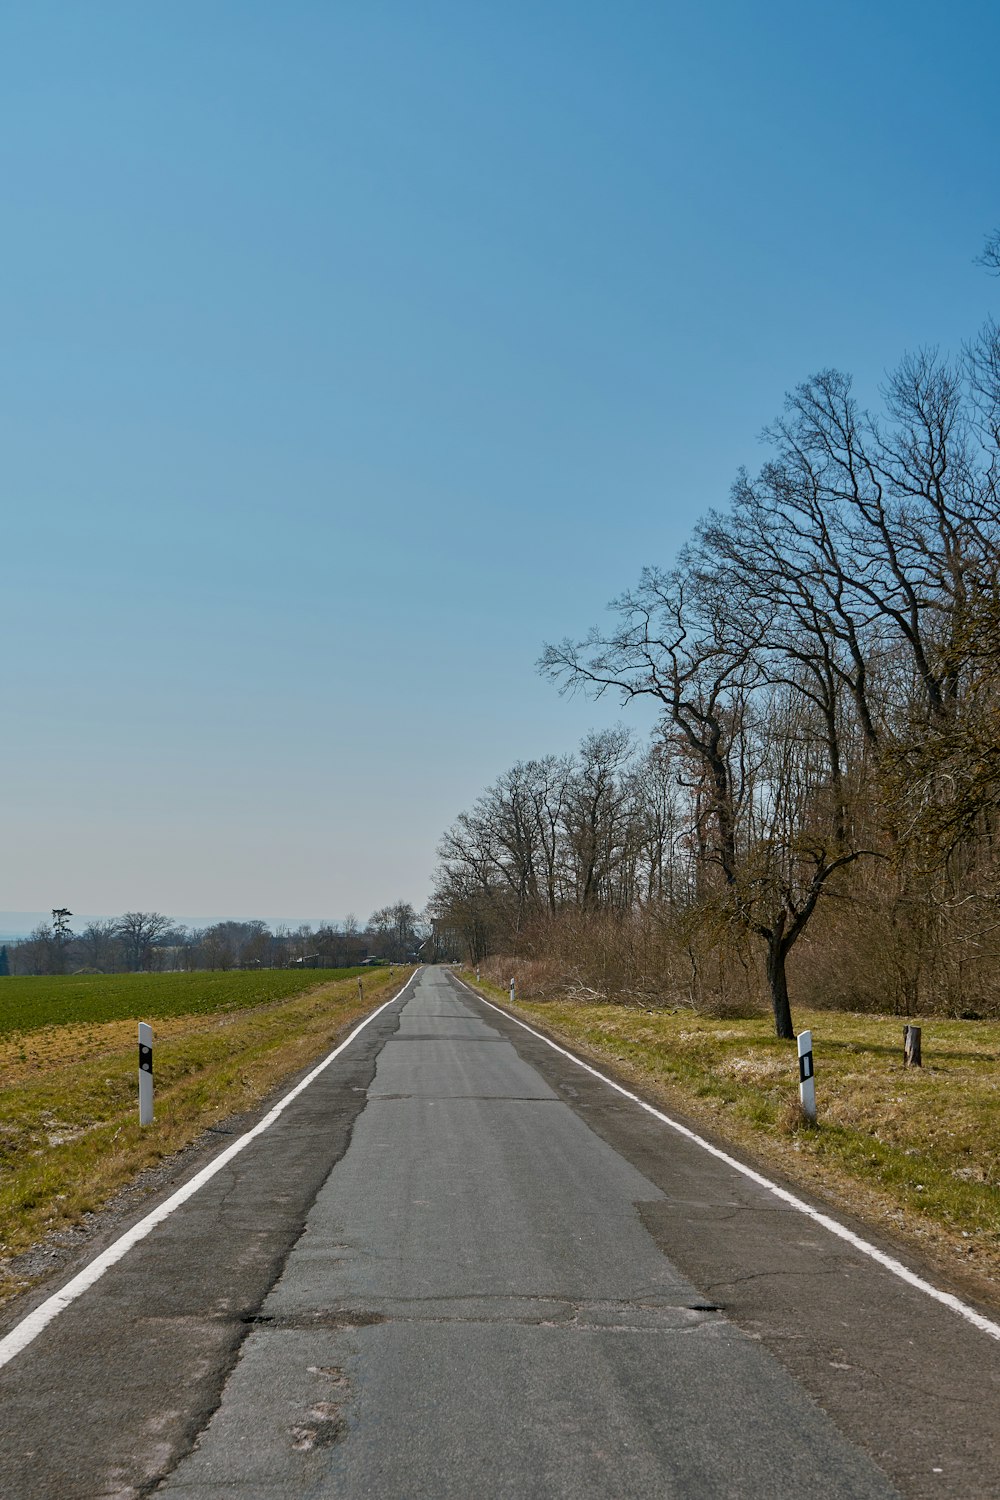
[702,1263,851,1292]
[241,1306,723,1332]
[367,1094,561,1102]
[397,1012,494,1019]
[391,1034,509,1041]
[236,1288,727,1336]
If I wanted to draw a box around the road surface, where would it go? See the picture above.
[1,967,998,1497]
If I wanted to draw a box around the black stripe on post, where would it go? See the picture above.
[798,1051,814,1083]
[139,1044,153,1073]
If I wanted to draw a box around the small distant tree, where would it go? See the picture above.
[51,908,73,975]
[189,920,255,970]
[115,911,171,971]
[25,923,53,974]
[240,921,275,969]
[0,944,9,976]
[79,920,121,972]
[369,901,419,961]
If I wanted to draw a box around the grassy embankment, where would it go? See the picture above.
[0,967,410,1304]
[464,971,1000,1301]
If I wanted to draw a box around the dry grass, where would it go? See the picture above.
[0,1013,230,1087]
[466,970,1000,1307]
[0,968,411,1305]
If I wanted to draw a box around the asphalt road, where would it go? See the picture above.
[1,967,998,1498]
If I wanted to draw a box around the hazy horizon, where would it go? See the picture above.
[0,910,386,943]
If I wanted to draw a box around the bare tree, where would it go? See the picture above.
[442,296,1000,1026]
[975,229,1000,277]
[50,908,73,975]
[115,911,171,971]
[541,563,876,1037]
[562,729,636,908]
[79,919,121,972]
[542,565,759,893]
[369,901,419,961]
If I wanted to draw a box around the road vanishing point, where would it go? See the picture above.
[1,967,999,1498]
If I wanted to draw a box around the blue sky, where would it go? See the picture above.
[3,1,998,924]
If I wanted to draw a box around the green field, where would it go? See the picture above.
[0,968,369,1038]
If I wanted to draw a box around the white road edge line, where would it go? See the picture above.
[457,978,1000,1343]
[0,971,418,1372]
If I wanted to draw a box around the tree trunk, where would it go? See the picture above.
[766,935,795,1039]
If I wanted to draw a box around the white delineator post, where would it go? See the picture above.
[138,1023,154,1126]
[509,977,515,1005]
[798,1029,816,1122]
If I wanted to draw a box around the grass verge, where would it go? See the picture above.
[0,968,411,1306]
[463,972,1000,1305]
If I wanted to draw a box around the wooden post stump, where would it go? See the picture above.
[904,1024,922,1068]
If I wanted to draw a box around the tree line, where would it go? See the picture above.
[1,901,423,976]
[433,243,1000,1037]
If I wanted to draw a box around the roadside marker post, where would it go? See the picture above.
[509,977,515,1004]
[798,1030,816,1122]
[138,1022,154,1126]
[358,975,364,1002]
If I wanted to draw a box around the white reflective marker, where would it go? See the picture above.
[138,1022,154,1125]
[458,977,1000,1344]
[798,1029,816,1122]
